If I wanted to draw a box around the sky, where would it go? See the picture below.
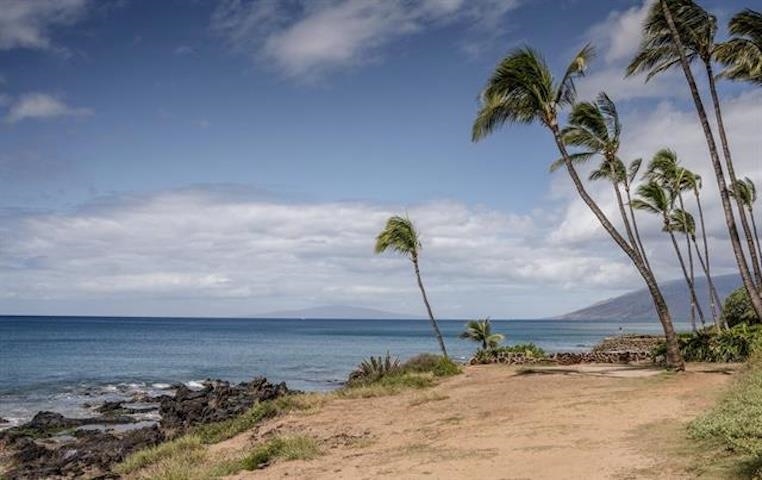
[0,0,759,319]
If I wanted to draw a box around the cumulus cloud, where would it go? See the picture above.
[0,187,646,318]
[4,92,92,123]
[0,0,88,51]
[210,0,520,78]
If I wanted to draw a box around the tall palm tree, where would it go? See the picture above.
[645,149,706,328]
[627,0,762,318]
[731,178,762,276]
[668,208,724,330]
[632,181,706,331]
[553,92,650,269]
[375,215,448,358]
[459,318,504,350]
[715,9,762,85]
[472,45,684,369]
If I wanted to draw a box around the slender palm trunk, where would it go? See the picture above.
[694,188,718,323]
[660,0,762,319]
[692,236,723,331]
[550,123,684,370]
[750,206,762,277]
[705,61,762,287]
[613,181,640,259]
[678,193,705,328]
[412,257,448,358]
[625,182,653,272]
[666,220,705,329]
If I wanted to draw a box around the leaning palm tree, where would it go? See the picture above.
[553,92,650,270]
[731,178,762,276]
[668,208,724,330]
[374,215,448,358]
[645,150,706,327]
[632,181,705,332]
[459,318,504,350]
[627,0,762,317]
[472,45,684,369]
[715,9,762,85]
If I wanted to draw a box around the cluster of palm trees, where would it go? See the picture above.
[470,0,762,370]
[373,2,761,370]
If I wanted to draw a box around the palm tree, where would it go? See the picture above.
[731,178,762,276]
[472,45,684,369]
[632,181,705,331]
[645,149,706,328]
[627,0,762,318]
[715,9,762,85]
[459,318,504,350]
[553,92,650,270]
[668,208,724,330]
[375,215,448,358]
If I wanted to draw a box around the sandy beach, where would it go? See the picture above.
[204,363,740,480]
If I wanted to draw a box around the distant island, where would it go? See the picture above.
[256,305,421,320]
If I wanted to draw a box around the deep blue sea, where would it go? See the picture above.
[0,316,688,426]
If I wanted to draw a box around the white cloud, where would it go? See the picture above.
[0,0,88,51]
[210,0,520,78]
[0,188,644,318]
[4,92,93,123]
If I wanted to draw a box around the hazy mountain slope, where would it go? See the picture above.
[557,274,742,321]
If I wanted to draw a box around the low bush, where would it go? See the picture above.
[241,435,321,470]
[401,354,461,377]
[346,352,461,388]
[471,343,547,364]
[346,353,401,386]
[690,352,762,473]
[722,287,760,328]
[652,324,762,363]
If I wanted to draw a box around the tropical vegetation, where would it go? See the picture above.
[459,318,504,350]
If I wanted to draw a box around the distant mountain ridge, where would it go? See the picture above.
[557,274,742,321]
[257,305,421,319]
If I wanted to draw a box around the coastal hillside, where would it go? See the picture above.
[558,274,742,321]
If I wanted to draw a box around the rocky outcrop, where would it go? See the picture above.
[160,377,291,434]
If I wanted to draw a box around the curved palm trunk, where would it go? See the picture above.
[613,182,640,259]
[694,188,718,323]
[705,61,762,287]
[749,206,762,277]
[677,193,705,328]
[660,0,762,319]
[666,222,705,329]
[550,124,684,370]
[692,236,723,331]
[412,257,448,358]
[625,183,653,272]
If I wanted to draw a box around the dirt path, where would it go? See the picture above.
[224,364,738,480]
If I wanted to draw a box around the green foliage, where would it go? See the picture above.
[193,401,279,444]
[241,435,321,470]
[374,216,420,258]
[652,324,762,363]
[459,318,504,350]
[471,343,547,364]
[401,353,461,377]
[722,287,760,328]
[691,352,762,463]
[346,353,401,386]
[116,435,204,475]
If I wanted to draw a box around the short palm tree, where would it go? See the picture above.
[731,177,762,277]
[627,0,762,318]
[472,45,683,369]
[716,9,762,85]
[459,318,504,350]
[553,92,650,270]
[632,181,705,331]
[375,215,448,358]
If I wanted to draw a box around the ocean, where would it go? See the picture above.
[0,316,688,427]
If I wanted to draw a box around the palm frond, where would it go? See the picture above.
[555,44,595,108]
[549,151,596,173]
[374,216,420,258]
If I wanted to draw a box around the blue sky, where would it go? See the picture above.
[0,0,759,318]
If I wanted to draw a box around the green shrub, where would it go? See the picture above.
[401,354,461,377]
[346,353,401,386]
[691,352,762,462]
[722,287,760,328]
[240,435,321,470]
[652,324,762,363]
[471,343,547,364]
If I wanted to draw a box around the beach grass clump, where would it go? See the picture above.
[471,343,547,364]
[193,400,279,444]
[401,353,461,377]
[240,435,321,470]
[690,352,762,471]
[115,434,205,475]
[653,324,762,364]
